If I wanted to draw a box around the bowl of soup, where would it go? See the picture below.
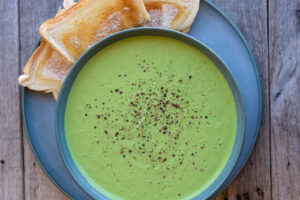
[56,28,245,200]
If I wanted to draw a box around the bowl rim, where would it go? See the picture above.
[55,27,246,200]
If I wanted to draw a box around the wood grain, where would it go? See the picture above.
[210,0,271,199]
[269,0,300,199]
[2,0,298,199]
[19,0,69,199]
[0,0,24,200]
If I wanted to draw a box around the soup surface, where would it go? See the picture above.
[65,36,237,200]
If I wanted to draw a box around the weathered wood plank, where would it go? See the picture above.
[269,0,300,199]
[19,0,69,199]
[0,0,24,200]
[209,1,271,199]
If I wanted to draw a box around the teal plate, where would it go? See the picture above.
[56,28,246,200]
[22,1,262,199]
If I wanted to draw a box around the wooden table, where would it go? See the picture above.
[1,0,299,199]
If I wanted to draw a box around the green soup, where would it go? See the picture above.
[65,36,237,200]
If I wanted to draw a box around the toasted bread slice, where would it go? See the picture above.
[40,0,149,62]
[18,40,73,99]
[19,2,75,99]
[144,0,199,32]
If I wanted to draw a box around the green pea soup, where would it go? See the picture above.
[64,36,237,200]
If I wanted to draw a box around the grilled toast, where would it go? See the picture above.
[40,0,149,62]
[18,2,75,99]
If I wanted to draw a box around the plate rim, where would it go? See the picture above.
[21,0,263,199]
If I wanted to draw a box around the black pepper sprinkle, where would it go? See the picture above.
[172,103,180,109]
[297,9,300,17]
[189,75,192,79]
[130,102,137,106]
[104,130,108,134]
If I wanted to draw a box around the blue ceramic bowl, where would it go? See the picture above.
[56,28,245,200]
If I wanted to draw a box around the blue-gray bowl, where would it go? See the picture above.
[56,27,245,200]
